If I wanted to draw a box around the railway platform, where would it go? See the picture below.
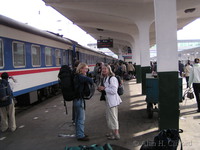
[0,79,200,150]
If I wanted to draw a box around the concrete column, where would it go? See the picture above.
[133,35,142,83]
[154,0,179,130]
[137,22,151,94]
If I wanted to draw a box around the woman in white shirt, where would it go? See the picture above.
[189,58,200,112]
[97,64,122,140]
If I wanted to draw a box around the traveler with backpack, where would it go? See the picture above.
[74,63,94,141]
[0,72,17,132]
[97,64,122,140]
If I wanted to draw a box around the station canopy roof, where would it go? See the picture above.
[43,0,200,55]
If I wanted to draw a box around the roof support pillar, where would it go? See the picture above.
[154,0,179,130]
[133,36,142,83]
[133,36,141,66]
[137,22,151,94]
[138,23,151,68]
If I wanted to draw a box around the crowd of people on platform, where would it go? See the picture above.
[1,58,200,143]
[93,60,136,86]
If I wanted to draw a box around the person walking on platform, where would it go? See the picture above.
[93,62,101,86]
[74,63,94,141]
[0,72,17,132]
[189,58,200,112]
[121,62,127,80]
[179,60,184,77]
[127,62,135,78]
[184,60,192,88]
[97,64,122,140]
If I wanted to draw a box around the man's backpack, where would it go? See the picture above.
[108,76,124,96]
[82,81,95,100]
[73,74,95,100]
[0,79,12,106]
[58,65,78,101]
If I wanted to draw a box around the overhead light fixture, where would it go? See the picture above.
[184,8,196,13]
[97,28,104,31]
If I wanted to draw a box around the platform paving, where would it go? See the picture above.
[0,79,200,150]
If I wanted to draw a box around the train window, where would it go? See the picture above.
[0,39,4,68]
[12,42,25,67]
[62,50,67,65]
[31,45,41,67]
[55,49,61,66]
[45,47,52,66]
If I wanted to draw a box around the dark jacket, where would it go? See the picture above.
[74,74,93,99]
[0,79,13,107]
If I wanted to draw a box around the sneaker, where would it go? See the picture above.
[106,133,113,137]
[77,136,90,141]
[107,134,120,140]
[11,128,16,132]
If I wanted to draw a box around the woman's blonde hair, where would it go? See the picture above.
[76,62,88,74]
[103,64,115,76]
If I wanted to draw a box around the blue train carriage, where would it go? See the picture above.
[75,44,115,69]
[0,15,114,105]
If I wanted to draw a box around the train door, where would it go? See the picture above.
[68,50,73,67]
[0,39,4,68]
[76,51,79,61]
[55,49,61,66]
[84,54,88,64]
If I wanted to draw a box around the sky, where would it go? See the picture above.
[177,19,200,40]
[0,0,200,57]
[0,0,96,45]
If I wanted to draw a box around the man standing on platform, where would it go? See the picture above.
[0,72,17,132]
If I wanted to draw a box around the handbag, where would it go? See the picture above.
[187,91,194,99]
[187,88,194,99]
[183,88,194,100]
[117,85,124,96]
[100,91,106,101]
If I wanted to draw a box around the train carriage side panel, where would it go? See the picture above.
[0,16,116,105]
[0,25,72,50]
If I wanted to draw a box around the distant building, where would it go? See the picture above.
[89,40,200,63]
[150,39,200,63]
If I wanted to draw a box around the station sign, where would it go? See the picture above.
[97,39,113,48]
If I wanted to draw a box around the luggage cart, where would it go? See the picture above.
[145,74,182,119]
